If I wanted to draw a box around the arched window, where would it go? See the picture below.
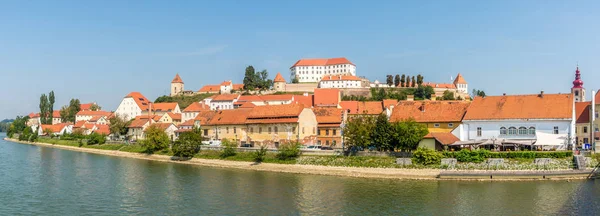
[500,127,507,135]
[518,127,527,135]
[528,127,536,135]
[508,127,517,135]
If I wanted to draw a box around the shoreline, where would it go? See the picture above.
[3,137,596,181]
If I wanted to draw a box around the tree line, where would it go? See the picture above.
[343,114,429,152]
[385,74,424,87]
[243,66,273,92]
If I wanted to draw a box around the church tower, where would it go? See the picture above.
[571,66,585,102]
[171,74,184,96]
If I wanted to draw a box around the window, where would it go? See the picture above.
[333,140,337,146]
[226,127,229,134]
[292,127,296,132]
[595,125,599,132]
[326,140,330,145]
[302,127,305,134]
[333,130,336,136]
[553,126,559,134]
[477,127,482,137]
[313,127,316,134]
[596,111,599,118]
[500,127,507,135]
[259,127,262,134]
[434,123,440,128]
[234,127,237,134]
[268,127,272,134]
[584,126,588,133]
[518,127,527,135]
[274,127,278,133]
[448,123,454,128]
[584,138,589,144]
[326,130,330,135]
[250,127,254,133]
[528,127,536,135]
[317,129,321,135]
[508,127,517,135]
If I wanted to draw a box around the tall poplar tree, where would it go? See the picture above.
[48,91,55,124]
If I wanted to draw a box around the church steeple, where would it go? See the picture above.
[571,66,585,102]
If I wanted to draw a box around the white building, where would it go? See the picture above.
[319,75,364,88]
[206,94,240,110]
[290,57,356,83]
[457,92,575,150]
[114,92,150,120]
[75,110,113,122]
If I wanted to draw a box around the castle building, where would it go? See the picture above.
[290,57,356,83]
[572,66,585,102]
[171,74,184,96]
[274,72,286,91]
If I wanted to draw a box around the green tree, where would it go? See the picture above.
[441,90,455,100]
[142,124,170,153]
[400,74,406,87]
[276,142,301,160]
[90,103,101,111]
[173,127,203,158]
[411,76,416,87]
[87,132,106,145]
[343,115,376,149]
[109,115,131,137]
[48,91,55,124]
[19,127,33,141]
[386,75,393,86]
[220,138,237,158]
[394,74,400,87]
[416,74,424,85]
[372,114,393,151]
[414,85,435,100]
[39,94,49,124]
[61,99,81,123]
[291,76,299,84]
[472,89,486,98]
[391,119,428,151]
[7,116,29,138]
[243,66,257,90]
[412,147,443,165]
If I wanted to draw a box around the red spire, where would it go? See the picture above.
[572,66,583,88]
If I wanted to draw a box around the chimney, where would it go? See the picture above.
[430,94,437,101]
[407,95,414,101]
[540,91,544,98]
[420,103,426,112]
[503,93,506,96]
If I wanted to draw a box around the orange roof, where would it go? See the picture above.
[89,116,104,122]
[390,101,470,123]
[313,108,343,125]
[291,57,354,68]
[238,102,256,109]
[128,119,151,128]
[313,89,340,107]
[126,92,150,110]
[76,110,112,117]
[73,121,87,128]
[194,111,216,125]
[221,81,232,86]
[238,95,263,102]
[171,74,184,83]
[198,85,220,93]
[340,101,385,115]
[167,113,182,121]
[206,109,251,125]
[28,113,38,118]
[421,82,456,89]
[575,102,591,124]
[94,125,110,135]
[453,73,467,84]
[274,72,286,83]
[83,123,96,129]
[212,94,239,101]
[321,75,362,81]
[248,104,304,119]
[41,123,70,133]
[232,84,244,90]
[463,93,573,120]
[383,99,398,109]
[180,119,195,127]
[183,102,210,112]
[52,110,61,118]
[80,103,94,110]
[294,95,314,108]
[145,123,175,131]
[135,115,162,121]
[425,132,460,145]
[260,94,294,101]
[151,103,178,112]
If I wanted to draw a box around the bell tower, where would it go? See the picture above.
[571,66,585,102]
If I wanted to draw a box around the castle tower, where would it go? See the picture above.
[274,72,287,92]
[453,73,468,94]
[571,66,585,102]
[171,74,184,96]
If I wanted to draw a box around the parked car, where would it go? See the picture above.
[240,143,253,148]
[306,145,322,150]
[320,146,334,150]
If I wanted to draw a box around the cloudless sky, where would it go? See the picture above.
[1,0,600,119]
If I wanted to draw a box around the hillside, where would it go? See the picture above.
[1,119,14,123]
[154,94,215,109]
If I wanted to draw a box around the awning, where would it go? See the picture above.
[534,132,567,146]
[502,139,536,145]
[450,140,483,146]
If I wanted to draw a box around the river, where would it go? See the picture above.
[1,133,599,215]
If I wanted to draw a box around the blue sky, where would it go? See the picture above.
[1,0,600,119]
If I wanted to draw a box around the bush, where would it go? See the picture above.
[276,142,301,160]
[254,145,268,163]
[443,150,573,161]
[172,129,202,158]
[141,125,171,153]
[87,133,106,145]
[412,147,443,165]
[220,139,237,158]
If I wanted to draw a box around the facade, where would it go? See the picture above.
[181,102,210,122]
[198,81,244,94]
[128,119,153,140]
[459,93,575,150]
[170,74,184,96]
[575,102,592,147]
[75,110,113,122]
[37,123,73,136]
[202,109,251,142]
[147,123,178,141]
[389,101,469,133]
[318,75,364,89]
[313,108,344,147]
[207,94,240,110]
[27,111,62,125]
[245,104,318,146]
[159,112,182,126]
[114,92,150,120]
[290,57,356,83]
[145,102,181,116]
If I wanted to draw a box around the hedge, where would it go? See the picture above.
[443,150,572,162]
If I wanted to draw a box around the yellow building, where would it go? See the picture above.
[245,104,318,147]
[202,109,251,143]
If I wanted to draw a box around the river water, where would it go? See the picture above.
[1,133,599,215]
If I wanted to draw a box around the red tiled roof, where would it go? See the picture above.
[294,95,314,108]
[575,102,591,124]
[274,72,286,83]
[232,84,244,90]
[248,104,304,119]
[126,92,150,110]
[89,116,104,122]
[94,125,110,135]
[383,99,398,109]
[180,119,195,127]
[206,109,251,125]
[146,123,175,131]
[171,74,183,83]
[183,102,210,112]
[151,103,178,112]
[128,119,150,128]
[41,123,70,133]
[291,57,354,68]
[313,108,343,125]
[420,82,456,89]
[390,101,470,123]
[76,110,112,117]
[426,132,460,145]
[80,103,94,111]
[167,113,182,121]
[73,121,87,128]
[313,89,340,107]
[340,101,385,115]
[453,73,467,84]
[198,85,220,93]
[238,95,263,102]
[463,93,573,120]
[321,75,362,81]
[221,81,232,86]
[238,102,256,109]
[212,94,240,101]
[52,110,61,118]
[260,95,294,101]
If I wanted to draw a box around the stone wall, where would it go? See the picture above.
[340,88,371,98]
